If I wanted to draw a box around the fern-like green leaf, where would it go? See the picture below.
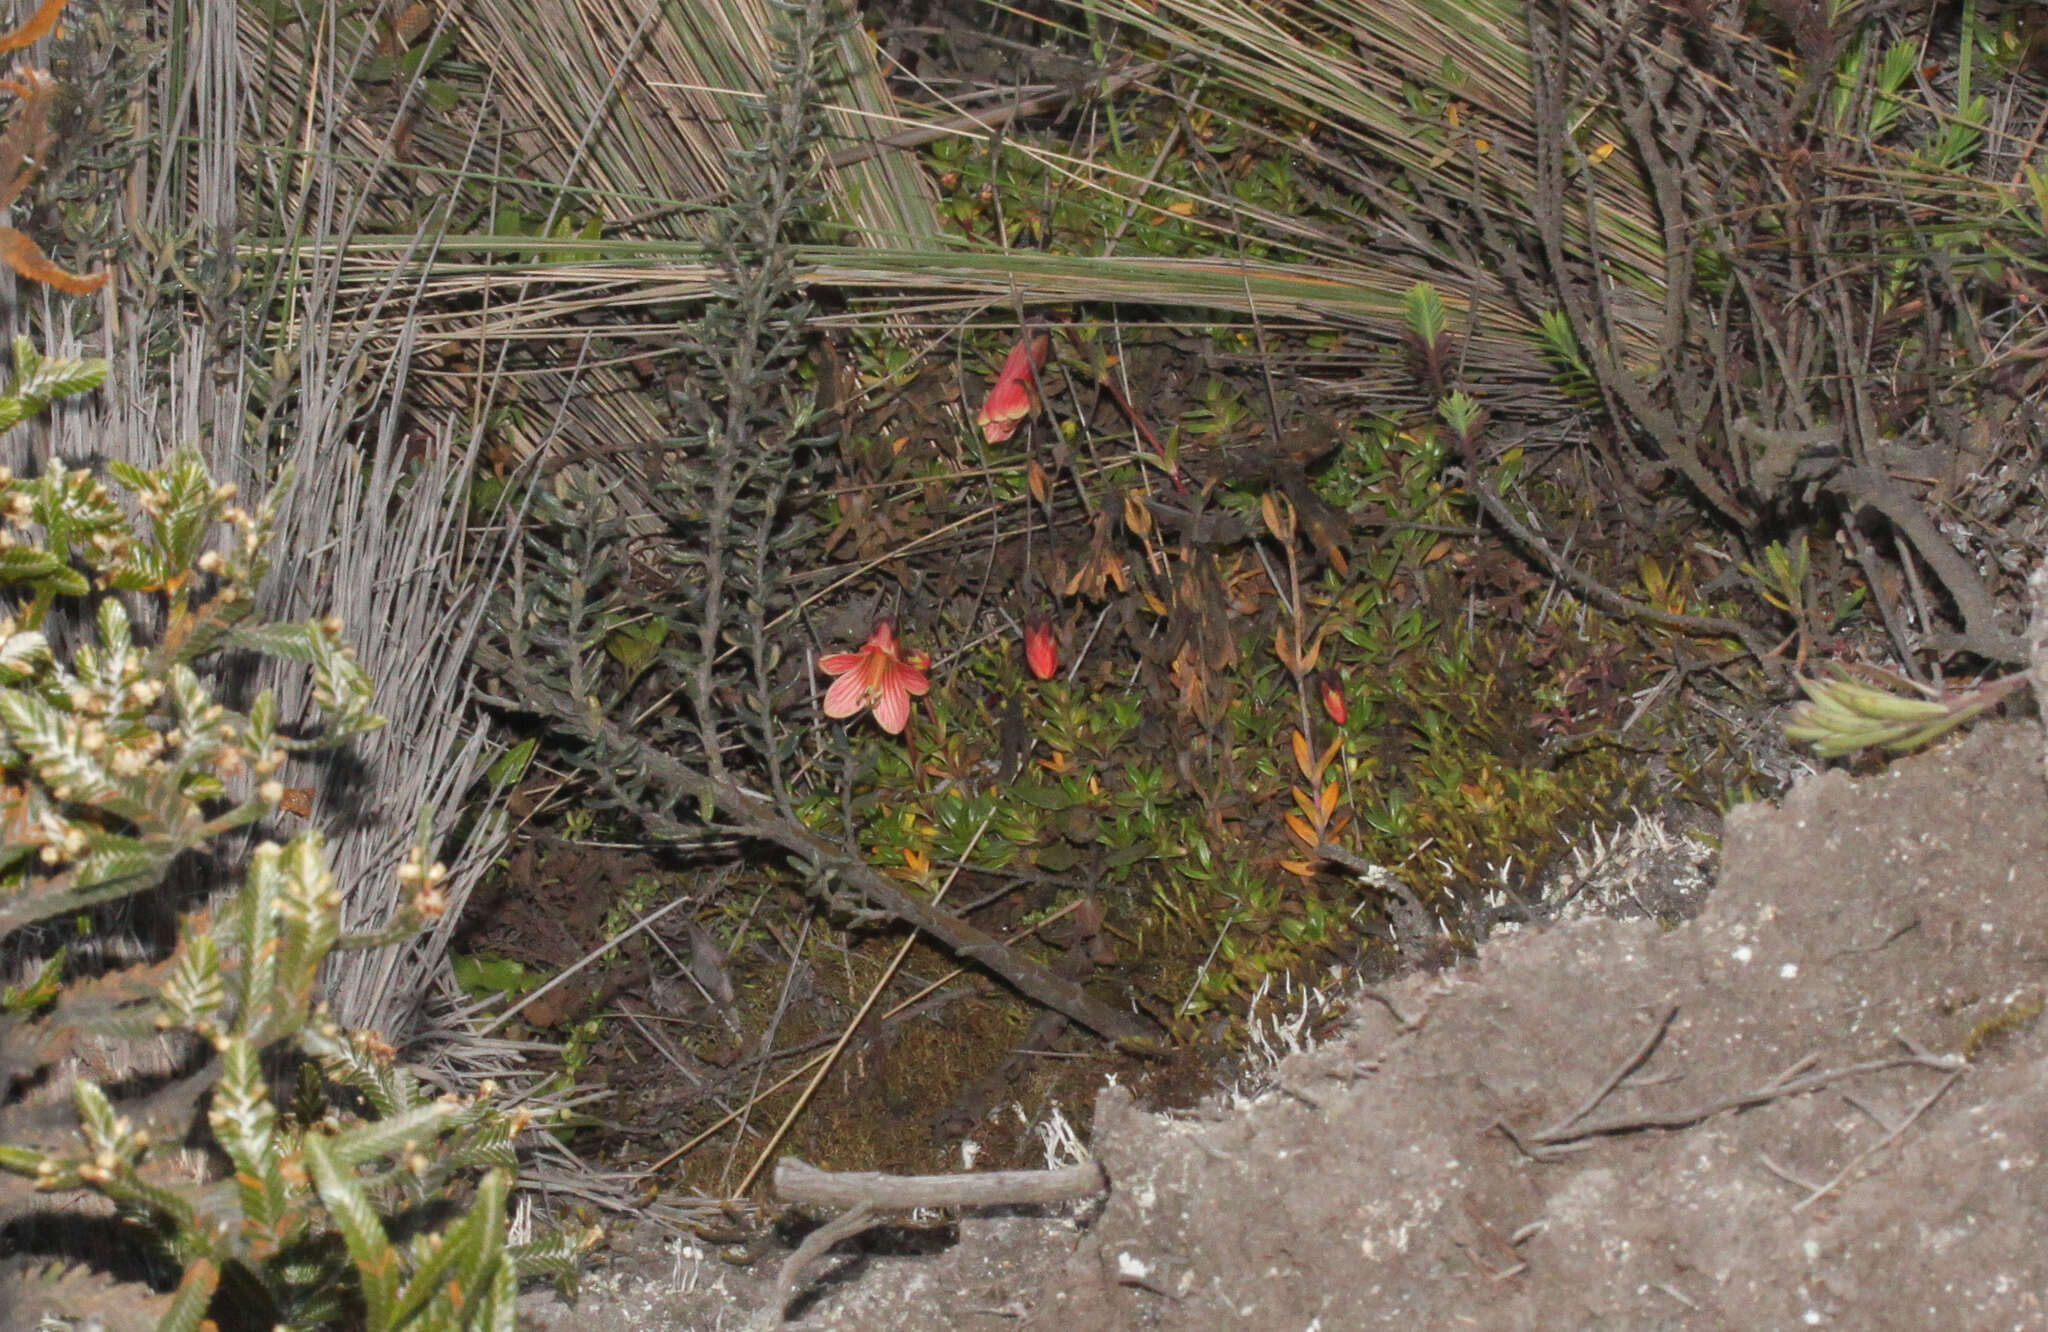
[304,1131,400,1328]
[1403,281,1448,349]
[159,930,226,1030]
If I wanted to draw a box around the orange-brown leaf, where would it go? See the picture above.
[1290,728,1312,781]
[1319,779,1341,820]
[1317,670,1348,725]
[0,228,108,295]
[391,0,435,46]
[1284,812,1319,848]
[1259,490,1292,542]
[0,0,70,55]
[1023,615,1059,681]
[1298,626,1326,674]
[1026,459,1050,505]
[1291,784,1320,824]
[0,69,55,211]
[1122,488,1152,537]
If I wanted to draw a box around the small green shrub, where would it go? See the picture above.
[0,344,587,1329]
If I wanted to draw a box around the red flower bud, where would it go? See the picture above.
[1024,615,1060,681]
[1317,669,1348,725]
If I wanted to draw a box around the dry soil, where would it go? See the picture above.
[521,720,2048,1330]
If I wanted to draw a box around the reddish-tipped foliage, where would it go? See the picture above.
[0,11,110,298]
[976,330,1050,443]
[820,619,931,734]
[1023,615,1059,681]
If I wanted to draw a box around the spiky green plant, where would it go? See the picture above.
[0,362,587,1329]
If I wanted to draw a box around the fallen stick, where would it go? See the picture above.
[774,1156,1107,1211]
[762,1203,880,1329]
[475,641,1155,1043]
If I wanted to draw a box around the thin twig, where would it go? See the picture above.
[1534,1006,1678,1141]
[1790,1067,1964,1213]
[773,1157,1105,1210]
[1526,1042,1962,1156]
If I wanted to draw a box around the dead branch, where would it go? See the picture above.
[1535,1005,1679,1142]
[1518,1022,1964,1161]
[763,1202,879,1328]
[773,1156,1106,1210]
[1789,1066,1964,1213]
[1831,466,2027,664]
[475,641,1155,1044]
[1462,474,1776,661]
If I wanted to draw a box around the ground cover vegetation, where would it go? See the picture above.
[4,0,2046,1321]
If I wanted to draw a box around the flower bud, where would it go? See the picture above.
[1023,615,1059,681]
[1317,669,1348,725]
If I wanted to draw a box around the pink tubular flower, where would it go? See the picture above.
[819,618,931,734]
[976,330,1051,444]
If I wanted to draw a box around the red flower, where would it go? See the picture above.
[1023,615,1059,681]
[976,330,1051,443]
[1317,669,1348,726]
[820,619,931,734]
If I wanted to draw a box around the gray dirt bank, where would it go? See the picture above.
[523,720,2048,1330]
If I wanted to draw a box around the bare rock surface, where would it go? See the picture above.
[522,721,2048,1330]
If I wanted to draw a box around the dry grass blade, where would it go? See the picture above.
[455,0,937,246]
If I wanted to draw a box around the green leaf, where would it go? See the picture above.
[484,737,537,787]
[1403,281,1448,349]
[1009,783,1074,810]
[325,1101,460,1170]
[75,837,162,895]
[18,353,108,404]
[227,620,324,663]
[390,1169,509,1328]
[452,952,537,999]
[159,932,225,1029]
[159,1260,222,1332]
[0,689,116,801]
[0,546,72,584]
[2,949,64,1012]
[106,459,153,492]
[0,626,50,679]
[304,1132,399,1329]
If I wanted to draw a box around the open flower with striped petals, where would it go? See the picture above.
[819,618,930,734]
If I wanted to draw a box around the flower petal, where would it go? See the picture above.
[823,671,870,719]
[895,660,931,698]
[818,652,864,676]
[872,676,911,733]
